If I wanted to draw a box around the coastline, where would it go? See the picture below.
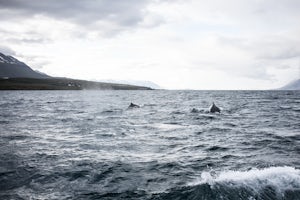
[0,78,152,90]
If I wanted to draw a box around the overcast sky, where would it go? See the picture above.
[0,0,299,89]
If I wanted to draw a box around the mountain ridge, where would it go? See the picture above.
[0,52,152,90]
[100,79,162,89]
[279,79,300,90]
[0,52,50,79]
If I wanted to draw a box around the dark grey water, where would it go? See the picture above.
[0,90,299,200]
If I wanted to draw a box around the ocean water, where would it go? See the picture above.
[0,90,299,200]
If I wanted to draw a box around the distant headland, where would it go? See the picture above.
[0,52,152,90]
[278,79,300,90]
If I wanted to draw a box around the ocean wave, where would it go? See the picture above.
[152,167,300,200]
[197,166,300,199]
[1,90,299,200]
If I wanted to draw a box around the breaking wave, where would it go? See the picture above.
[153,167,300,200]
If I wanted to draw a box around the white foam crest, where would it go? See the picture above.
[198,166,300,194]
[144,123,185,130]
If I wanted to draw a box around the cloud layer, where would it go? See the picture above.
[0,0,148,26]
[0,0,299,89]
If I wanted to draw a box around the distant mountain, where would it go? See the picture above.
[279,79,300,90]
[0,78,152,90]
[101,79,162,89]
[0,52,151,90]
[0,52,50,79]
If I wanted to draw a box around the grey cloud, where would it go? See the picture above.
[257,46,300,60]
[0,0,153,29]
[0,28,53,44]
[0,45,16,55]
[218,36,300,60]
[216,35,300,79]
[6,37,52,44]
[30,60,51,70]
[15,54,51,69]
[237,64,274,80]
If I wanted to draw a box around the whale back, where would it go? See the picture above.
[209,103,221,113]
[128,103,140,108]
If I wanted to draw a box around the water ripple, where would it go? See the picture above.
[0,90,299,199]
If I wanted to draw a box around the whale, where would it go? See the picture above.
[128,102,140,109]
[209,102,221,113]
[191,108,200,113]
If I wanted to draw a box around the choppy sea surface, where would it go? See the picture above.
[0,90,299,200]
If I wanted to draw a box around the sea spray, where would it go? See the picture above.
[193,166,300,198]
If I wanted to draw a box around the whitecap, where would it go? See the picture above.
[193,166,300,196]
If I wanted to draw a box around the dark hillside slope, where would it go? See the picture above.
[0,52,152,90]
[0,52,50,79]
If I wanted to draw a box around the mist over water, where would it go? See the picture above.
[0,90,299,199]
